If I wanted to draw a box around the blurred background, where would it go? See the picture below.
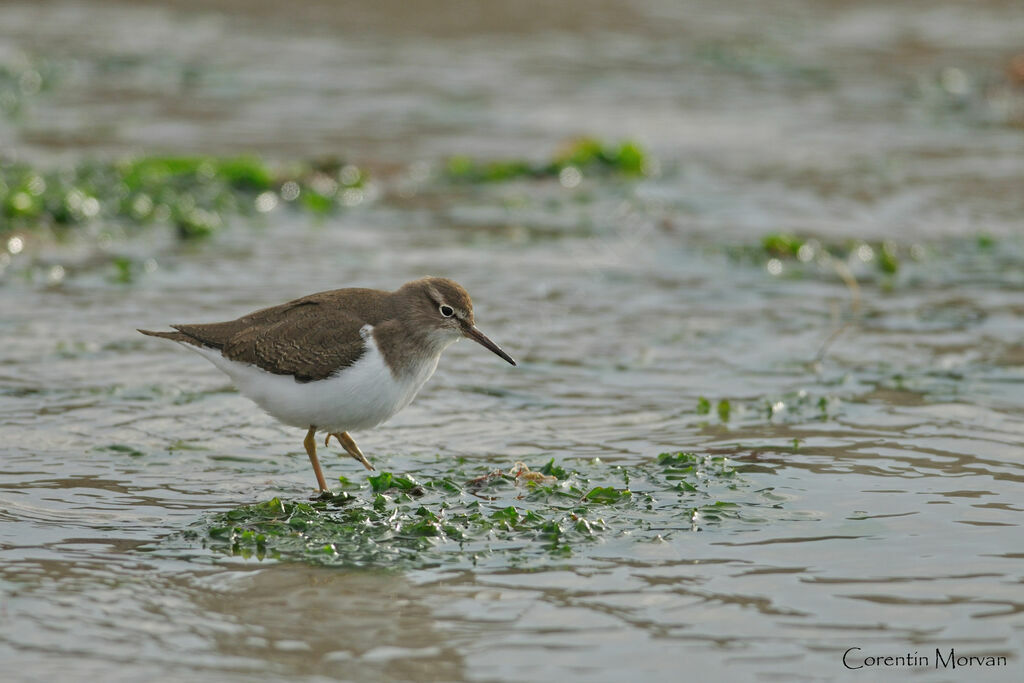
[1,1,1023,681]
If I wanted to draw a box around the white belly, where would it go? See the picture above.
[185,335,439,433]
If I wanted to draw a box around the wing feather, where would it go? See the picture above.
[175,299,370,382]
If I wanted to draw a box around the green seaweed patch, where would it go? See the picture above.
[538,457,568,480]
[763,232,900,275]
[691,392,840,426]
[732,233,903,277]
[695,397,732,422]
[0,156,367,240]
[696,396,712,415]
[367,471,423,495]
[175,453,774,570]
[445,138,650,184]
[739,233,1024,289]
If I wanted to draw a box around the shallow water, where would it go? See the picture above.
[2,1,1024,681]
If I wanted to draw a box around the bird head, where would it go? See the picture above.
[401,277,516,365]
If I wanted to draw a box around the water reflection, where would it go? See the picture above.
[191,566,470,680]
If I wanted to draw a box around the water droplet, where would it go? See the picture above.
[309,174,337,196]
[558,166,582,188]
[11,192,31,212]
[280,181,300,201]
[131,194,153,218]
[940,67,970,96]
[81,197,100,218]
[341,188,363,206]
[255,191,278,213]
[196,162,216,181]
[340,165,362,186]
[26,175,46,196]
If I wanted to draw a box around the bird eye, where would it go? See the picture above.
[439,304,455,318]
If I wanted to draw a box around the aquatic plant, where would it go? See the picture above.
[695,392,828,425]
[0,156,367,239]
[175,453,778,570]
[445,138,651,184]
[753,232,901,275]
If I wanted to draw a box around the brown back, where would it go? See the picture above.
[172,288,396,382]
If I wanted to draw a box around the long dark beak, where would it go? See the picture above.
[463,324,516,366]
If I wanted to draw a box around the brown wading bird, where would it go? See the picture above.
[140,277,516,491]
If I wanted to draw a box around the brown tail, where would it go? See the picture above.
[138,329,195,344]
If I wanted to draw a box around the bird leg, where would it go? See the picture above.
[303,426,329,492]
[325,431,375,471]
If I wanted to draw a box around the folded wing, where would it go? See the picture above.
[173,299,370,383]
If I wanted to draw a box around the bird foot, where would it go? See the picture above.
[325,432,375,471]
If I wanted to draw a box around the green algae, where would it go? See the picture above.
[777,234,987,282]
[176,452,773,570]
[692,391,839,426]
[0,138,644,246]
[758,232,902,275]
[0,156,367,239]
[445,138,651,184]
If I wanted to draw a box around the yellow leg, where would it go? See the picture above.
[325,431,375,471]
[303,426,329,492]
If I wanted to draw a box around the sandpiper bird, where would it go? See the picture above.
[139,277,515,492]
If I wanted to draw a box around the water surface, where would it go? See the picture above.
[2,1,1023,680]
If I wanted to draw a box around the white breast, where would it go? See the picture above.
[184,328,440,434]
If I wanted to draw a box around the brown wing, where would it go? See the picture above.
[173,297,373,383]
[170,299,318,350]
